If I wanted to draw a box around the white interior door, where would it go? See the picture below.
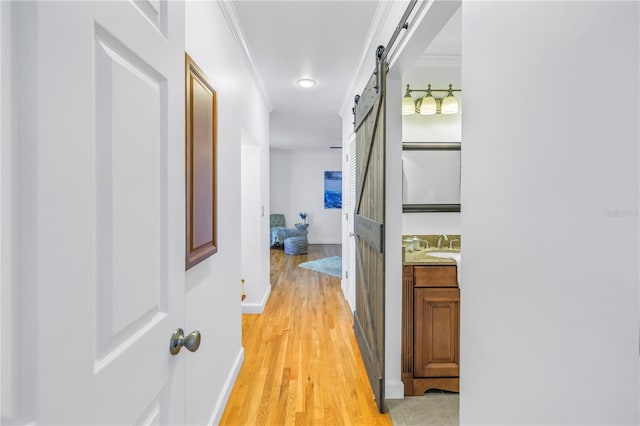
[346,134,357,309]
[5,1,186,424]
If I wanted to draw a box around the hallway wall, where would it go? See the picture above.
[460,2,639,424]
[270,148,342,244]
[185,1,271,423]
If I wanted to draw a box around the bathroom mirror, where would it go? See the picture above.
[402,142,461,213]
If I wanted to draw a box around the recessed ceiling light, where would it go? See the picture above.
[296,78,316,88]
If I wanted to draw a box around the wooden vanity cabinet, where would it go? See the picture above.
[402,264,460,395]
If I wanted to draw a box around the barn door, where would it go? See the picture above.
[353,47,386,413]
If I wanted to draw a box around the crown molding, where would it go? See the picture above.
[414,54,461,67]
[217,0,274,111]
[338,0,395,117]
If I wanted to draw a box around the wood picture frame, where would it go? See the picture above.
[185,53,217,269]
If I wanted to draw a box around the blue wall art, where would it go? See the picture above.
[324,171,342,209]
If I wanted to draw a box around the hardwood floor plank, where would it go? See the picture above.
[220,244,391,425]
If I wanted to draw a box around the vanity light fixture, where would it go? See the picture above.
[297,78,316,88]
[402,83,461,116]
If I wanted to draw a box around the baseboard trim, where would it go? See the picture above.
[307,240,342,245]
[208,347,245,425]
[385,379,405,400]
[241,284,271,314]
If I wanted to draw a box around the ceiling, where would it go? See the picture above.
[233,0,379,150]
[232,1,461,150]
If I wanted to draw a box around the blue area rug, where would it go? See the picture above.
[298,256,342,278]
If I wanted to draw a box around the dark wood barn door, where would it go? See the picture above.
[353,49,386,413]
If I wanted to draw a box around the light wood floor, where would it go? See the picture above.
[220,244,392,426]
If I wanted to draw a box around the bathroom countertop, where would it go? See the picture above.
[402,248,459,266]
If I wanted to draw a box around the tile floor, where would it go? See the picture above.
[387,390,459,426]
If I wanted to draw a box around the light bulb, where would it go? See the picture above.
[441,85,459,114]
[402,86,416,115]
[419,88,437,115]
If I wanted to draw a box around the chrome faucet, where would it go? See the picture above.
[436,234,449,249]
[448,239,460,250]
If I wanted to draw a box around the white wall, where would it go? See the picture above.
[185,2,270,424]
[269,148,290,223]
[270,148,342,244]
[402,213,460,235]
[0,2,12,420]
[461,2,639,425]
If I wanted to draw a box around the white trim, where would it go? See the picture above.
[387,0,461,73]
[384,74,405,410]
[217,0,273,111]
[385,379,406,400]
[241,283,271,314]
[0,2,15,420]
[308,239,342,245]
[0,2,5,420]
[208,347,244,426]
[386,0,436,71]
[338,0,394,116]
[340,278,348,299]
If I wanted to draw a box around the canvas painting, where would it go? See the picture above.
[324,171,342,209]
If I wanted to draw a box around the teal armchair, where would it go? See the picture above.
[270,214,306,248]
[270,214,286,229]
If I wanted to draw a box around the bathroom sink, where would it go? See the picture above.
[424,251,461,261]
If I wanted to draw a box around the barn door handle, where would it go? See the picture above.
[169,328,201,355]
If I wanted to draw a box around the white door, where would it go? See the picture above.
[345,134,357,309]
[4,1,186,424]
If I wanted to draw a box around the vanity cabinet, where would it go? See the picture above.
[402,264,460,395]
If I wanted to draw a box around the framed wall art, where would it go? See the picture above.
[185,53,218,269]
[324,171,342,209]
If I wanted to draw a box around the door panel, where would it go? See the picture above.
[353,54,386,413]
[94,24,168,361]
[9,2,185,423]
[414,288,460,377]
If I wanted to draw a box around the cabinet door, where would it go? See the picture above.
[414,288,460,377]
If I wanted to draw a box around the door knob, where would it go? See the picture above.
[169,328,201,355]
